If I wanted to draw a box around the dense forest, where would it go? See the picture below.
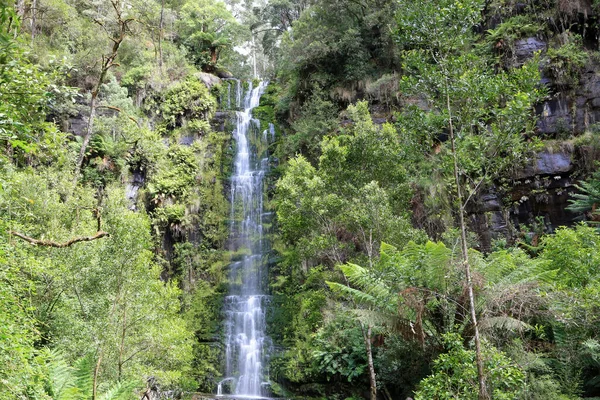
[3,0,600,399]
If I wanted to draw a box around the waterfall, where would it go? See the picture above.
[220,81,272,398]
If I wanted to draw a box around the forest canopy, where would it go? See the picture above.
[2,0,600,399]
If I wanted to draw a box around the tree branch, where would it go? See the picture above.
[10,231,110,247]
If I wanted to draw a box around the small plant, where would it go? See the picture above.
[545,33,588,89]
[486,15,544,65]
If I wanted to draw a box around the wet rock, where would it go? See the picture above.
[68,114,87,136]
[514,37,546,63]
[216,69,234,79]
[212,111,230,132]
[516,150,572,178]
[536,96,572,135]
[197,72,221,89]
[125,170,145,211]
[178,135,195,146]
[479,193,502,212]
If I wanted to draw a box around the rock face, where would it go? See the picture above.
[537,64,600,136]
[514,37,546,64]
[463,58,600,250]
[469,149,580,251]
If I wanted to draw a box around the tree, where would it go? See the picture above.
[276,102,418,267]
[395,0,545,396]
[73,0,135,182]
[176,0,244,71]
[414,333,525,400]
[327,240,459,400]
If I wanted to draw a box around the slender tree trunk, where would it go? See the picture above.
[93,351,102,400]
[210,47,217,64]
[30,0,36,43]
[118,304,127,381]
[361,323,377,400]
[446,87,488,400]
[73,1,132,184]
[158,0,164,68]
[16,0,25,20]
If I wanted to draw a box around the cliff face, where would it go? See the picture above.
[466,36,600,250]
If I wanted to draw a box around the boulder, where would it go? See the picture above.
[196,72,221,89]
[216,69,234,79]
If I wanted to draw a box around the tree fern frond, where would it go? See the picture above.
[339,263,394,303]
[351,308,401,330]
[98,380,137,400]
[480,315,533,332]
[327,281,379,306]
[73,353,95,399]
[46,349,78,400]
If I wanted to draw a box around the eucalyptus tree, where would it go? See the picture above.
[73,0,136,183]
[175,0,246,72]
[394,0,545,397]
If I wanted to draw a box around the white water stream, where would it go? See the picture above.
[218,81,272,398]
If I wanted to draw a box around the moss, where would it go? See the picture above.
[150,76,217,129]
[545,34,589,89]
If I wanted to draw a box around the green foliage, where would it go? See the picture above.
[414,333,525,400]
[281,87,338,162]
[156,76,216,129]
[312,312,368,382]
[276,0,399,108]
[43,350,137,400]
[486,15,544,64]
[0,235,47,399]
[540,224,600,288]
[327,240,461,340]
[176,0,245,71]
[567,169,600,216]
[545,34,589,89]
[0,8,65,165]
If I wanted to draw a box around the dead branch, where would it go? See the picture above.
[97,105,140,126]
[10,231,109,247]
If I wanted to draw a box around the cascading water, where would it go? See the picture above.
[219,81,272,398]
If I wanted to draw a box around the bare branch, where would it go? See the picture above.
[10,231,110,247]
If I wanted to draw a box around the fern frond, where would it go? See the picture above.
[46,349,78,400]
[327,281,379,306]
[73,353,95,398]
[339,263,394,303]
[480,315,533,332]
[98,380,137,400]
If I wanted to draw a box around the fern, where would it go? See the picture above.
[98,380,137,400]
[327,281,380,307]
[479,316,533,333]
[45,349,79,400]
[73,353,95,399]
[567,174,600,214]
[43,350,137,400]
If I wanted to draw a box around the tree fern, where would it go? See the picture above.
[45,349,80,400]
[567,170,600,215]
[43,350,137,400]
[326,281,381,308]
[72,354,94,399]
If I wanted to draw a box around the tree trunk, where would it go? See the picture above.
[30,0,36,43]
[446,87,489,400]
[73,0,132,184]
[210,47,218,65]
[362,323,377,400]
[93,351,102,400]
[158,0,164,68]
